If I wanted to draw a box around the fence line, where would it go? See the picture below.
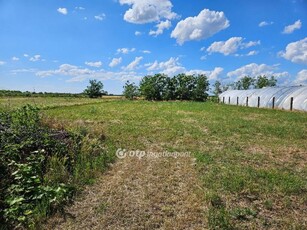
[219,96,297,111]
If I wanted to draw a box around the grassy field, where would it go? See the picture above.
[44,100,307,229]
[0,96,123,110]
[1,99,306,228]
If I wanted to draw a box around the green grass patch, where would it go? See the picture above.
[2,99,306,229]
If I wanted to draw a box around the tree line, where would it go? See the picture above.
[1,75,278,100]
[213,75,277,96]
[0,90,86,98]
[123,73,210,101]
[123,74,278,100]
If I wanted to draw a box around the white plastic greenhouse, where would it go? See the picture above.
[219,86,307,112]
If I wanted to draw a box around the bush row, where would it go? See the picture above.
[123,73,210,101]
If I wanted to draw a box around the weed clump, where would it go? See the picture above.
[0,105,111,228]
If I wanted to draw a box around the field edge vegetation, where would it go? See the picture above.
[0,105,115,229]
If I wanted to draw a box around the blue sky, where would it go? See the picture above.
[0,0,306,94]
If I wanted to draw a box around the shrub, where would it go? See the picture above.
[0,105,111,228]
[123,81,139,100]
[139,73,210,101]
[83,79,106,98]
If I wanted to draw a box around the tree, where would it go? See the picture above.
[254,75,277,89]
[175,73,195,100]
[192,74,209,101]
[83,80,105,98]
[163,77,177,100]
[213,81,222,96]
[139,75,158,100]
[139,74,168,100]
[241,76,254,90]
[123,81,139,100]
[139,73,210,101]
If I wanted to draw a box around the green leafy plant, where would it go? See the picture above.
[0,105,104,228]
[123,81,139,100]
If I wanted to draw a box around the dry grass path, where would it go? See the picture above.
[46,153,206,229]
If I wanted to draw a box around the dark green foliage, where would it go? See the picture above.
[192,74,209,101]
[0,90,86,97]
[123,81,139,100]
[0,105,112,228]
[234,76,254,90]
[232,75,277,90]
[83,80,106,98]
[241,76,255,90]
[139,73,209,101]
[139,74,169,100]
[254,75,277,89]
[175,73,195,100]
[213,81,222,96]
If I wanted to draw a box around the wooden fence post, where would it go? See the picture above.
[237,97,239,106]
[290,97,293,111]
[223,97,225,103]
[272,97,275,109]
[228,97,231,104]
[246,97,249,107]
[257,97,260,108]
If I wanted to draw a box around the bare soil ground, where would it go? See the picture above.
[45,153,206,229]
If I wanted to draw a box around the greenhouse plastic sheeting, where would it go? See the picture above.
[219,86,307,111]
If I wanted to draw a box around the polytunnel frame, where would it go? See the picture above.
[218,86,307,112]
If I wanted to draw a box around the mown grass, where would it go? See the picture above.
[1,99,306,228]
[42,100,307,229]
[0,96,122,110]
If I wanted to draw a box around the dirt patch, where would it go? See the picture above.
[45,153,206,229]
[245,145,307,170]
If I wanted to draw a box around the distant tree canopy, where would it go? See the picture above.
[123,81,139,100]
[138,73,209,101]
[0,90,85,97]
[213,81,222,96]
[217,75,277,92]
[254,75,277,89]
[83,80,107,98]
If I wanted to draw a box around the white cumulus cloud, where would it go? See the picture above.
[279,37,307,64]
[36,64,93,78]
[29,55,41,62]
[186,67,224,80]
[149,20,172,36]
[12,56,19,61]
[0,61,6,65]
[117,48,136,54]
[75,6,85,10]
[206,37,260,56]
[119,0,177,24]
[57,8,68,15]
[142,50,151,54]
[36,64,142,82]
[294,69,307,85]
[124,56,143,70]
[171,9,229,45]
[94,14,106,21]
[282,20,302,34]
[135,31,142,36]
[258,21,273,27]
[109,57,122,68]
[146,57,185,76]
[247,50,259,56]
[85,61,102,68]
[227,63,289,79]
